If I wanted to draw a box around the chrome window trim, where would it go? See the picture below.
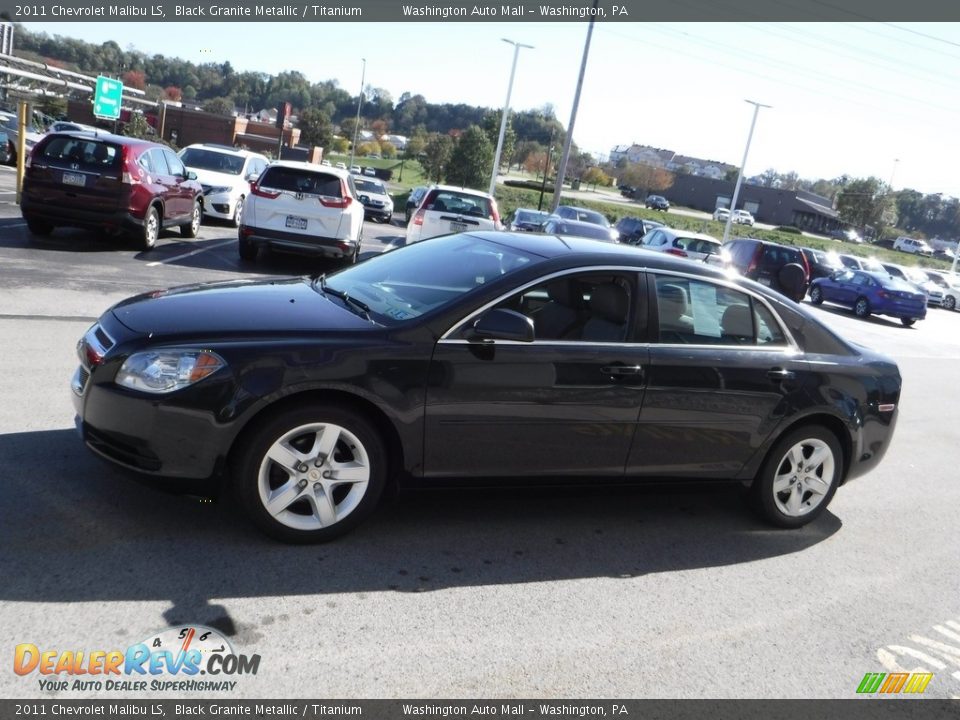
[438,264,800,351]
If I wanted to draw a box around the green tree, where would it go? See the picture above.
[121,112,152,140]
[202,97,236,116]
[297,107,334,148]
[332,137,350,153]
[380,141,397,159]
[446,125,493,190]
[404,134,426,158]
[423,133,454,183]
[482,110,515,172]
[836,177,893,230]
[581,167,611,189]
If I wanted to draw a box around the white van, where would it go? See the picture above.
[894,237,934,256]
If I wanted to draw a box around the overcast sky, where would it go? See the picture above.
[26,21,960,197]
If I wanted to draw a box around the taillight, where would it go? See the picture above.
[746,246,762,275]
[319,195,352,209]
[121,146,143,185]
[876,290,888,299]
[666,248,688,258]
[412,209,425,226]
[799,252,811,280]
[250,181,280,199]
[490,199,501,228]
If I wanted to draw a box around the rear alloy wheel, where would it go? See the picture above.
[233,404,387,543]
[901,318,916,327]
[180,202,201,238]
[140,207,160,250]
[944,295,956,311]
[750,426,842,528]
[232,197,245,228]
[25,217,53,237]
[854,296,870,318]
[809,286,824,305]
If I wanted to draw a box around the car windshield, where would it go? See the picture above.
[559,207,609,227]
[903,267,929,283]
[861,257,885,272]
[515,210,549,224]
[355,179,386,194]
[179,148,245,175]
[321,234,540,325]
[553,222,613,241]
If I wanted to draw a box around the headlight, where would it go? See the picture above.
[207,186,232,195]
[115,349,226,394]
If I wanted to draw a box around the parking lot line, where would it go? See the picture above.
[145,238,236,267]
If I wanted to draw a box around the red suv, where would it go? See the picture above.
[21,132,202,249]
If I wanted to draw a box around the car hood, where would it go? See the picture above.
[110,277,372,336]
[188,168,245,189]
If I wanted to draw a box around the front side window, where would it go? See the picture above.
[484,272,637,343]
[654,275,786,346]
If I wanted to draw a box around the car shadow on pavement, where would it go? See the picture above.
[0,428,841,632]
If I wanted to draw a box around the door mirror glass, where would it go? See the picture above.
[186,170,198,181]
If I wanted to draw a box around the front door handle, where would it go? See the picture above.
[767,367,796,381]
[602,365,643,376]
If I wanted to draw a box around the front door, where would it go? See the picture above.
[424,271,649,478]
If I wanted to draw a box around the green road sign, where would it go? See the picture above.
[93,76,123,120]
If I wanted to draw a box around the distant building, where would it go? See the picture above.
[609,143,735,179]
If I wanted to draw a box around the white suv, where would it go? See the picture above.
[406,185,501,244]
[732,209,755,226]
[178,144,269,227]
[240,161,364,264]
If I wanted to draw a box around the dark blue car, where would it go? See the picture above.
[809,269,926,326]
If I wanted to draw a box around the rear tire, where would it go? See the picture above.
[901,318,916,327]
[854,296,870,318]
[139,206,160,250]
[232,403,387,543]
[180,202,201,238]
[238,236,258,262]
[749,425,842,529]
[944,295,956,311]
[25,217,53,237]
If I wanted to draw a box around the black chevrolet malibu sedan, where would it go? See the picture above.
[71,232,902,543]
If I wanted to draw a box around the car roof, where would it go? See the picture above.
[183,143,267,159]
[42,130,154,147]
[427,184,494,199]
[266,160,351,177]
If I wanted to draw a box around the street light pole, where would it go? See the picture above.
[489,38,533,197]
[348,58,366,170]
[722,99,771,244]
[888,158,900,190]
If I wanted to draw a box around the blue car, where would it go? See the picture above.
[809,269,927,326]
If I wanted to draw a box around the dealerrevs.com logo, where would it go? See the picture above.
[14,625,261,692]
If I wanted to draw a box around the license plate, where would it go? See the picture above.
[449,221,468,232]
[62,172,86,187]
[285,215,308,230]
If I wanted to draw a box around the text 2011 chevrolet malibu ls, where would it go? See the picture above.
[71,232,902,543]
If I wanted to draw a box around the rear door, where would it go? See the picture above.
[25,136,127,215]
[250,166,348,239]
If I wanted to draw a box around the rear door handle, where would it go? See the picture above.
[767,368,796,381]
[602,365,643,376]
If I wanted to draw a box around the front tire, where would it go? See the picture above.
[749,425,842,528]
[232,197,245,228]
[233,404,387,543]
[854,296,870,318]
[809,285,824,305]
[180,202,201,238]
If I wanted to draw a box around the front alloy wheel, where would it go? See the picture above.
[750,426,841,528]
[234,404,386,543]
[232,197,245,228]
[809,286,824,305]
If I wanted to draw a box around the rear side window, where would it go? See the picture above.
[259,167,343,197]
[654,275,786,346]
[424,190,493,219]
[760,245,802,269]
[39,137,121,170]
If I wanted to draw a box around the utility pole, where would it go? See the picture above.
[550,0,598,214]
[489,38,533,197]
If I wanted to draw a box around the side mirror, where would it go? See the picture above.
[186,170,198,181]
[467,309,534,343]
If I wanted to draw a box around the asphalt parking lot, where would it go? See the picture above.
[1,163,959,700]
